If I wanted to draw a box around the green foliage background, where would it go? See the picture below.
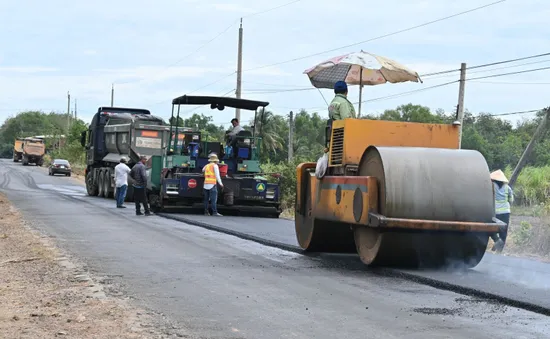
[2,104,548,211]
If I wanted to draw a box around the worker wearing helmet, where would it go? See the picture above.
[490,169,514,253]
[328,81,356,120]
[202,153,224,216]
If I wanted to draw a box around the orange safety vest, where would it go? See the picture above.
[204,163,217,185]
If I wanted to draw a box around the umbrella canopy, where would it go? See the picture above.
[303,51,422,89]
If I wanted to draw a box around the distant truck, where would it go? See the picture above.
[13,137,24,162]
[21,137,45,166]
[80,106,170,201]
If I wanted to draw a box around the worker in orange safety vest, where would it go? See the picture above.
[202,153,224,216]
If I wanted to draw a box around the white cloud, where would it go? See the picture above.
[0,0,549,126]
[209,3,256,13]
[0,67,58,73]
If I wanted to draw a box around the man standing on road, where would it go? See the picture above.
[202,153,223,216]
[114,157,131,208]
[130,155,152,216]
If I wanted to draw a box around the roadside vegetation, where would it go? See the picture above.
[1,104,549,259]
[0,193,174,338]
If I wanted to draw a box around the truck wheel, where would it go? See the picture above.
[125,185,135,202]
[103,170,111,198]
[86,171,99,196]
[98,171,105,197]
[148,193,162,212]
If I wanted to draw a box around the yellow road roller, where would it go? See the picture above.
[295,118,505,268]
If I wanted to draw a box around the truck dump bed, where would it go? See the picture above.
[23,139,45,156]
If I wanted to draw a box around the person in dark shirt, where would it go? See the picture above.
[130,155,152,216]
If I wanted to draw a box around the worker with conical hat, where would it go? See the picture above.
[202,153,224,216]
[490,169,514,253]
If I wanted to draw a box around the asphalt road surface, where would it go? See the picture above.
[1,159,549,339]
[161,214,550,314]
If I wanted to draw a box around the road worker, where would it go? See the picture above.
[130,155,152,216]
[202,153,224,216]
[490,169,514,253]
[114,157,131,208]
[328,81,356,121]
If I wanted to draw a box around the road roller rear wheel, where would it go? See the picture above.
[353,146,494,269]
[295,171,355,253]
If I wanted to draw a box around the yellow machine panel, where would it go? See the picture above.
[328,119,460,167]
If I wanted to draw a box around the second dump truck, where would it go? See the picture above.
[80,106,170,201]
[13,137,24,162]
[21,137,45,166]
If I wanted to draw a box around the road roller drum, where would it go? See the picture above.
[295,145,503,269]
[294,118,505,269]
[354,145,495,268]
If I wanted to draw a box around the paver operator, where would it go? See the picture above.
[202,153,224,216]
[226,118,243,146]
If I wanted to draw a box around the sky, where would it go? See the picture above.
[1,0,549,129]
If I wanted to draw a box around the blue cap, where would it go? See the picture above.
[334,81,347,91]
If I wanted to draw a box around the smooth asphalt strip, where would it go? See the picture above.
[5,160,550,338]
[157,213,550,316]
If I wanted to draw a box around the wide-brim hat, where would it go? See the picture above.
[208,154,220,163]
[490,169,508,183]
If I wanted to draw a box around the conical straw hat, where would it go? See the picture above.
[490,169,508,183]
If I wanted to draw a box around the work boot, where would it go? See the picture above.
[492,239,505,253]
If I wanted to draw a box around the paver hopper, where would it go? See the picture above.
[295,118,506,268]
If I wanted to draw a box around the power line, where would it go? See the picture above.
[114,0,304,86]
[421,52,550,77]
[470,80,550,85]
[423,56,550,80]
[487,109,541,117]
[241,0,507,73]
[466,66,550,81]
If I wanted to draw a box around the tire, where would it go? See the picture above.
[98,171,105,197]
[103,170,111,198]
[86,171,99,196]
[125,184,135,202]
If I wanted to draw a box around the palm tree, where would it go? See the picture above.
[255,111,285,159]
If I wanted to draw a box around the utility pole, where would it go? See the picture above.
[74,99,78,120]
[111,83,114,106]
[509,108,550,187]
[288,111,294,161]
[235,18,243,121]
[67,91,71,131]
[456,62,466,148]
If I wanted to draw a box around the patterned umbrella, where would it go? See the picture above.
[304,50,422,115]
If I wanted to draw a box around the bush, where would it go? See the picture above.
[261,156,315,212]
[504,165,550,207]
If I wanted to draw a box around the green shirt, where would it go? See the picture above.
[328,94,356,120]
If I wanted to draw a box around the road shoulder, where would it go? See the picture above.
[0,192,183,338]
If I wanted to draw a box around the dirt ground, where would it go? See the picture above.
[0,193,187,339]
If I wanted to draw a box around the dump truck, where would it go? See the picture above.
[146,95,282,217]
[13,137,24,162]
[80,106,170,201]
[21,137,45,166]
[294,118,506,269]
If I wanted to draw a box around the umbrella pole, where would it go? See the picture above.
[357,67,363,117]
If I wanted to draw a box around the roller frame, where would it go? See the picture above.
[295,145,503,268]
